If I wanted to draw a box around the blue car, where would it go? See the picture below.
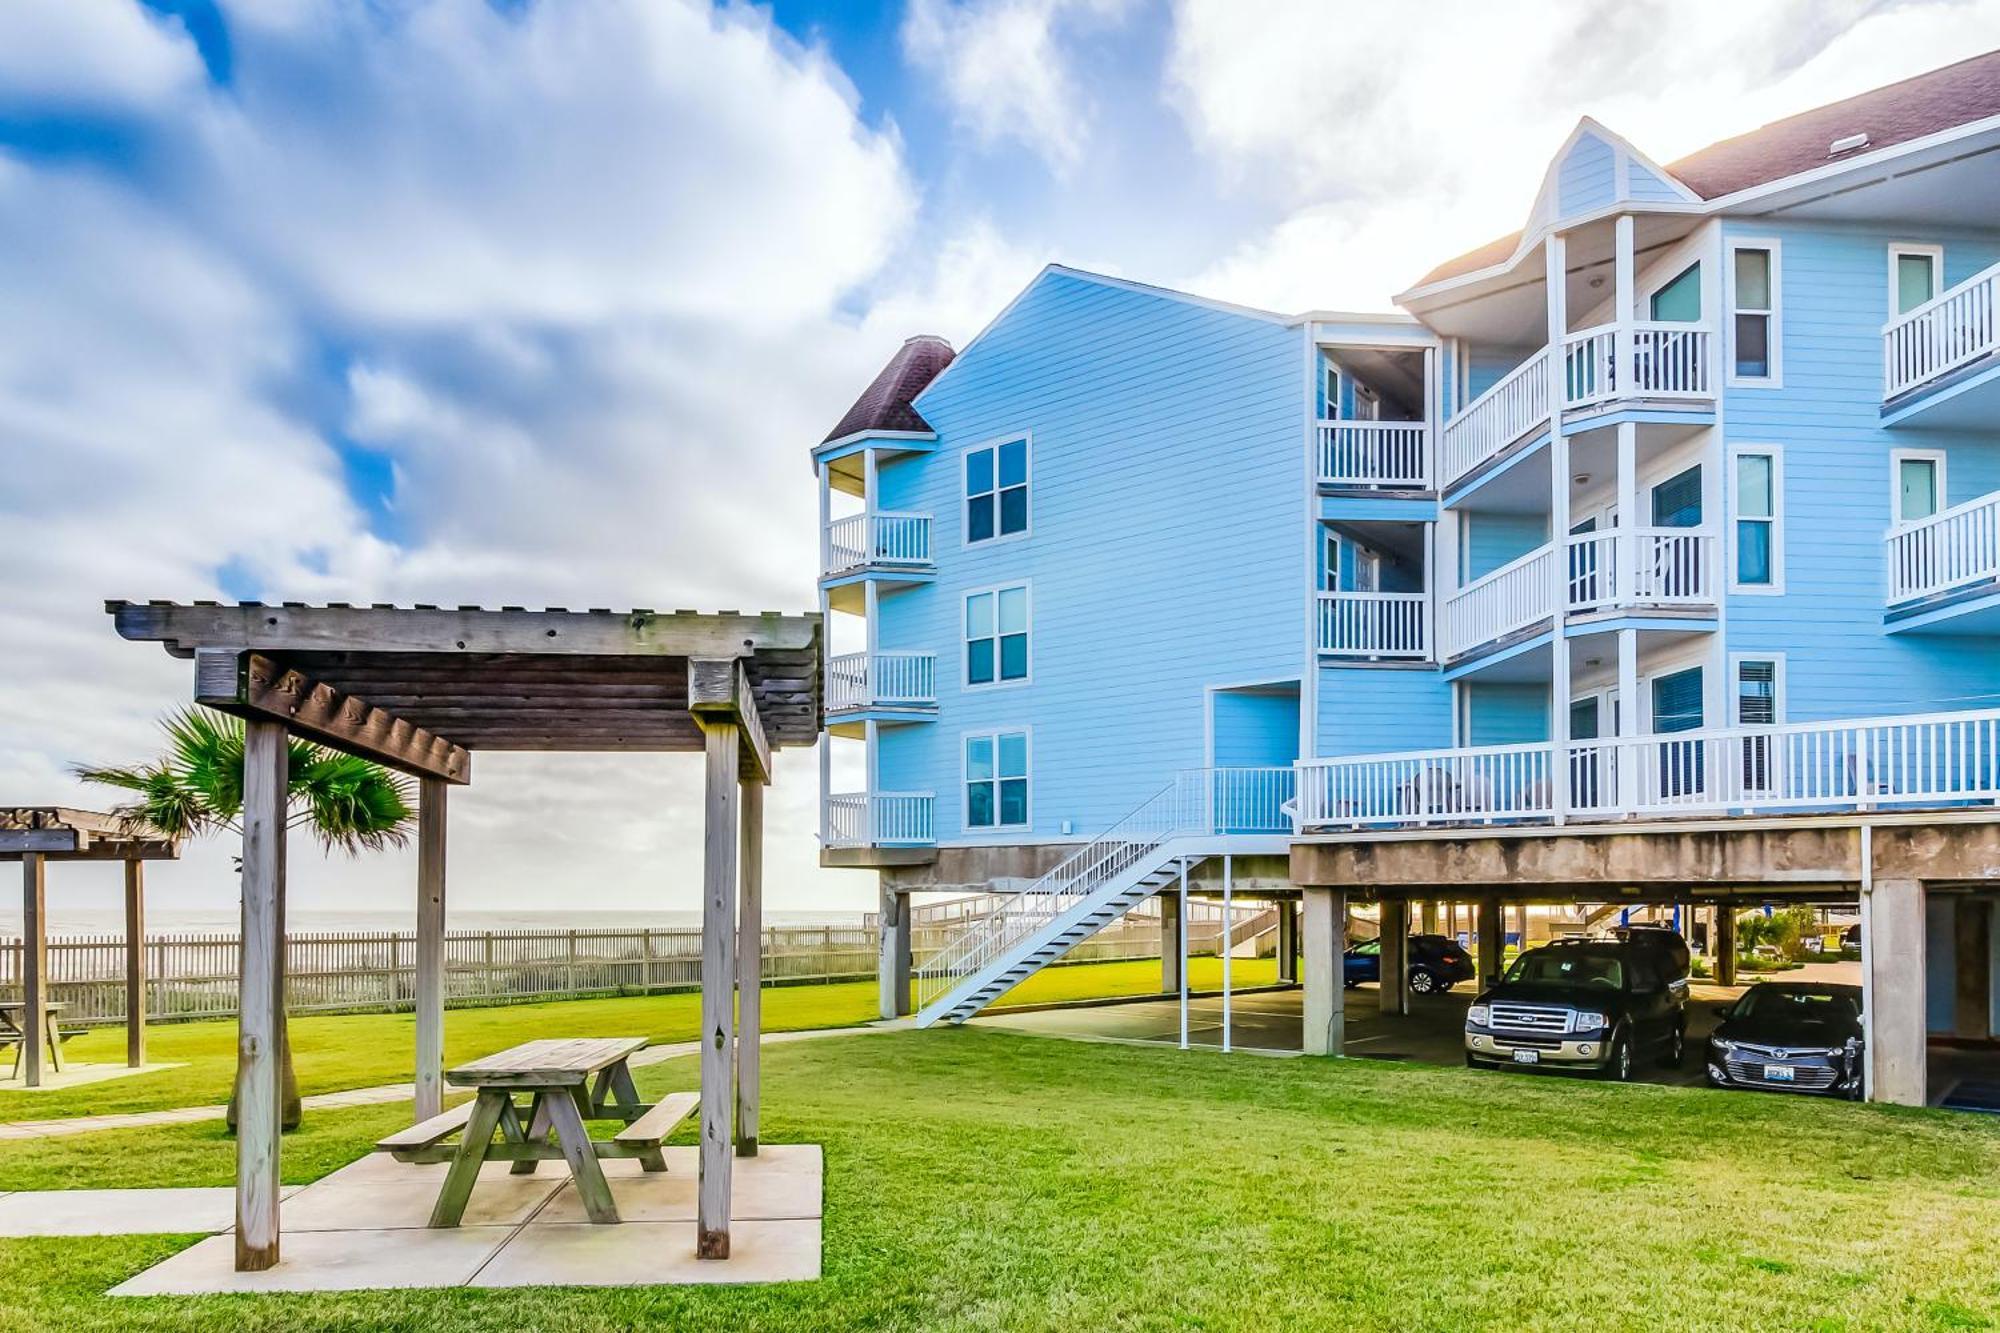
[1345,934,1478,995]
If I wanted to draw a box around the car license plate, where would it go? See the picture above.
[1764,1063,1795,1082]
[1512,1049,1540,1065]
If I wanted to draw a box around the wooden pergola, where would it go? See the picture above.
[0,808,180,1086]
[109,600,821,1273]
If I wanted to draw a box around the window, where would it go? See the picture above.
[965,438,1028,543]
[1730,447,1781,592]
[965,584,1029,686]
[1651,665,1705,800]
[965,731,1029,830]
[1321,361,1341,418]
[1732,656,1784,794]
[1727,241,1779,384]
[1321,530,1341,592]
[1893,449,1945,525]
[1649,263,1702,323]
[1889,244,1941,318]
[1650,465,1703,528]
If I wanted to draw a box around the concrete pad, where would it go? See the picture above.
[282,1175,562,1231]
[111,1226,515,1296]
[310,1152,562,1187]
[610,1143,820,1177]
[536,1164,819,1224]
[0,1186,294,1237]
[471,1218,821,1288]
[0,1062,185,1092]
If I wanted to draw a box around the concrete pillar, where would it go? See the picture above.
[877,884,912,1019]
[1276,901,1299,984]
[1477,896,1504,989]
[1420,900,1438,934]
[1865,877,1927,1106]
[1378,898,1409,1015]
[1302,888,1347,1055]
[1159,890,1182,994]
[1715,905,1738,987]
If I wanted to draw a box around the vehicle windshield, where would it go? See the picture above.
[1731,988,1859,1022]
[1504,949,1623,990]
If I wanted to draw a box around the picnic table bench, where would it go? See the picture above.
[0,1002,71,1077]
[373,1036,697,1226]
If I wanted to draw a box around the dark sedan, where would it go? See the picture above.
[1707,982,1864,1099]
[1344,934,1476,995]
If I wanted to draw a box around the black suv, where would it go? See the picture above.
[1465,937,1688,1080]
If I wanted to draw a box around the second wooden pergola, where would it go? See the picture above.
[110,600,821,1274]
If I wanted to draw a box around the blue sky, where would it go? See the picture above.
[3,0,1999,922]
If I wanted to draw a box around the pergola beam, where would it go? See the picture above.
[197,651,470,786]
[689,658,770,783]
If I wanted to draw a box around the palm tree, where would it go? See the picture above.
[79,706,416,1129]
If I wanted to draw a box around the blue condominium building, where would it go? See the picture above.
[812,52,2000,1105]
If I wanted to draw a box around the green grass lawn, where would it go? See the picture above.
[1,1028,1998,1330]
[0,956,1261,1120]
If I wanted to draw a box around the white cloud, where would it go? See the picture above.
[0,0,205,112]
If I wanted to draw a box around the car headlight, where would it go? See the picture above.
[1712,1038,1737,1054]
[1575,1010,1610,1031]
[1467,1005,1490,1027]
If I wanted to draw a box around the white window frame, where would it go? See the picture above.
[963,581,1032,691]
[1887,243,1944,320]
[1724,236,1782,388]
[961,434,1032,548]
[1727,652,1787,726]
[1321,529,1341,592]
[1890,447,1947,528]
[961,727,1032,834]
[1727,443,1784,595]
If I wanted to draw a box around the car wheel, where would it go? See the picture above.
[1409,968,1436,995]
[1464,1051,1481,1069]
[1604,1032,1633,1082]
[1664,1024,1686,1069]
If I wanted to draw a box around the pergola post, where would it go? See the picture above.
[236,717,289,1272]
[414,777,448,1123]
[20,854,45,1088]
[736,775,764,1158]
[124,860,146,1068]
[697,716,740,1259]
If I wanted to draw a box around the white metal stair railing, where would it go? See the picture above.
[1884,258,2000,400]
[910,767,1294,1027]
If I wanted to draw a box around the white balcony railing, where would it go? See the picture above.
[1886,490,2000,604]
[1297,707,2000,829]
[826,651,938,711]
[824,791,935,847]
[1565,529,1718,611]
[1317,591,1429,659]
[821,510,933,578]
[1884,259,2000,400]
[1317,420,1430,487]
[1440,545,1555,658]
[1440,348,1551,488]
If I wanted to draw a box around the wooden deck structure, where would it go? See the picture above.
[109,601,821,1272]
[0,808,180,1086]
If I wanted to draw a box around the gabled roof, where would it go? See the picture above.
[820,335,954,445]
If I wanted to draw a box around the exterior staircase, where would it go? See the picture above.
[911,767,1293,1028]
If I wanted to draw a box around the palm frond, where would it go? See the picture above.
[294,747,416,856]
[71,761,216,840]
[161,706,245,818]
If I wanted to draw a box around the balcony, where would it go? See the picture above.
[824,791,935,848]
[1440,322,1715,489]
[1316,420,1430,488]
[1884,260,1999,422]
[1296,707,2000,830]
[826,651,938,716]
[820,511,933,580]
[1886,490,2000,615]
[1317,591,1429,660]
[1440,529,1717,661]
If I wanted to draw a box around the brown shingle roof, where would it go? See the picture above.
[1406,49,2000,293]
[821,335,954,444]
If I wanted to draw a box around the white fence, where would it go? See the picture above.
[1886,490,2000,604]
[821,510,933,576]
[1884,259,2000,399]
[1566,529,1717,610]
[0,925,884,1027]
[1317,420,1430,487]
[1317,591,1429,658]
[1297,742,1554,827]
[1440,348,1550,488]
[824,791,936,847]
[1441,545,1554,658]
[826,651,937,710]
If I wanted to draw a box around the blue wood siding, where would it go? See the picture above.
[1212,688,1301,767]
[1466,682,1549,745]
[1464,512,1547,581]
[1463,345,1537,401]
[1317,668,1451,755]
[1626,162,1682,203]
[872,270,1305,840]
[1557,133,1616,217]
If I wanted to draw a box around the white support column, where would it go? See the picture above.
[877,883,911,1019]
[1614,213,1636,393]
[235,717,288,1273]
[124,860,146,1068]
[817,459,832,579]
[1865,876,1927,1106]
[1221,857,1233,1054]
[864,719,880,807]
[20,855,45,1088]
[1177,858,1189,1050]
[1617,622,1640,811]
[1546,232,1573,824]
[413,777,448,1124]
[697,720,739,1260]
[1302,887,1347,1055]
[736,776,764,1157]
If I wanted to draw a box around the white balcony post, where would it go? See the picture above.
[862,448,878,523]
[1614,214,1635,395]
[863,579,879,660]
[1616,627,1639,812]
[864,719,880,805]
[1547,232,1572,825]
[1616,421,1638,606]
[817,464,831,578]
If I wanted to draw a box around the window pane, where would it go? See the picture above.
[997,440,1027,488]
[997,586,1027,634]
[999,632,1028,680]
[1899,459,1938,521]
[998,778,1028,826]
[965,736,993,780]
[1896,253,1936,316]
[1650,264,1702,322]
[967,781,994,828]
[1735,454,1772,518]
[967,639,995,685]
[966,494,995,543]
[1651,465,1703,527]
[999,486,1028,535]
[1733,312,1769,378]
[1737,520,1772,585]
[1737,660,1777,725]
[965,447,993,496]
[997,732,1027,776]
[1652,667,1704,733]
[965,591,994,638]
[1734,248,1770,309]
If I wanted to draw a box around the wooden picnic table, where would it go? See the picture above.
[377,1037,697,1228]
[0,1001,67,1076]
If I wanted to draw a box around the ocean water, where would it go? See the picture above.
[1,908,870,937]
